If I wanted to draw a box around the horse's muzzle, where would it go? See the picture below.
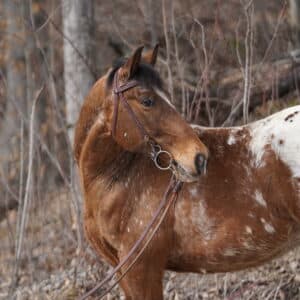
[172,158,207,183]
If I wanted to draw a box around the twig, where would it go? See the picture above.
[171,1,186,115]
[194,20,214,125]
[235,19,244,76]
[241,0,254,124]
[259,2,287,68]
[27,14,84,253]
[41,10,97,80]
[11,85,45,290]
[162,0,174,103]
[35,2,63,33]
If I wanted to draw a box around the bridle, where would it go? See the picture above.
[111,69,174,171]
[78,70,183,300]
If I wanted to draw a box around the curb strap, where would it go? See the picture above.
[78,176,183,300]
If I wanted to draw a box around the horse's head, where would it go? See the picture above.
[103,46,208,182]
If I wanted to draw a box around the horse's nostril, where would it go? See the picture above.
[195,153,207,175]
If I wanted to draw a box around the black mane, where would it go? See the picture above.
[106,58,163,90]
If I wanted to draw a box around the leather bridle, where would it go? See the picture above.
[78,70,183,300]
[112,70,174,171]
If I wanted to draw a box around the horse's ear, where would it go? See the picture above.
[143,44,159,66]
[121,46,144,80]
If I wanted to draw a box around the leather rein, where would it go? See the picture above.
[78,71,183,300]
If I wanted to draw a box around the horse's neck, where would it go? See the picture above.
[74,76,109,162]
[78,118,138,191]
[78,117,160,245]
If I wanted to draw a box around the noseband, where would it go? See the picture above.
[112,70,173,171]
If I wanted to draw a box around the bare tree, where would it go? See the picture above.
[62,0,95,142]
[143,0,158,46]
[0,0,27,221]
[62,0,96,256]
[289,0,300,46]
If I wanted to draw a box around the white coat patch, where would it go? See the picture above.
[227,131,237,145]
[223,248,239,257]
[260,218,275,234]
[189,187,198,197]
[245,226,253,235]
[248,212,255,218]
[155,89,175,109]
[96,111,105,125]
[254,190,267,207]
[227,135,236,145]
[192,201,215,241]
[249,106,300,176]
[242,240,255,250]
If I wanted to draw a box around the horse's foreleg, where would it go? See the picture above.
[119,263,164,300]
[117,199,174,299]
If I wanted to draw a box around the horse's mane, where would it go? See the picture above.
[106,58,163,91]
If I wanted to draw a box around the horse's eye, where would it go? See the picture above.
[141,98,154,107]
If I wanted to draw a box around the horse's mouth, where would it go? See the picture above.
[172,161,201,183]
[151,146,206,182]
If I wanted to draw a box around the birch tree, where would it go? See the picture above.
[62,0,95,142]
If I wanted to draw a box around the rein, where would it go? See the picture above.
[79,176,182,300]
[78,71,183,300]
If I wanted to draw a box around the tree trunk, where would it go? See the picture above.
[0,0,27,221]
[48,0,70,183]
[143,0,158,46]
[62,0,95,252]
[62,0,95,142]
[289,0,300,47]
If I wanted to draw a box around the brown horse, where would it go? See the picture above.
[74,46,300,299]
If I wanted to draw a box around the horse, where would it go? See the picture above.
[74,45,300,299]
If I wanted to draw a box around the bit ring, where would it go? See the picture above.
[154,150,173,170]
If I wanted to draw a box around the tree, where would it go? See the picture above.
[62,0,96,252]
[289,0,300,46]
[0,0,27,221]
[62,0,95,142]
